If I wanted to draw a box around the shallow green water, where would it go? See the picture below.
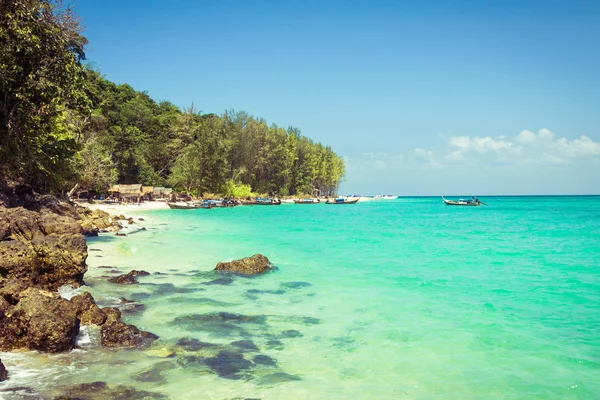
[2,197,600,399]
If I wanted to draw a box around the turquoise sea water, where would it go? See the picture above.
[1,197,600,399]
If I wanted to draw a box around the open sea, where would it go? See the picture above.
[1,196,600,399]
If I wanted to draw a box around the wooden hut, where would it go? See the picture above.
[152,187,173,200]
[141,186,154,201]
[108,184,143,203]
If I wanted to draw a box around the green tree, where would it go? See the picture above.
[0,0,88,191]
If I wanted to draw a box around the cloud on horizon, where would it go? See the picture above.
[342,129,600,195]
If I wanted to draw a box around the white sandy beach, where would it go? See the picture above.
[80,200,169,215]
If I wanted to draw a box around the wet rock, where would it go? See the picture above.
[115,232,126,236]
[203,277,234,285]
[176,337,217,351]
[119,297,134,303]
[130,270,150,276]
[89,248,102,252]
[70,292,121,326]
[231,339,259,352]
[0,358,8,381]
[0,386,43,398]
[153,272,167,276]
[100,321,158,348]
[256,372,301,385]
[108,269,150,285]
[60,381,167,399]
[280,281,312,289]
[0,288,80,352]
[214,254,274,275]
[204,350,253,379]
[279,330,303,338]
[77,208,121,236]
[252,354,277,366]
[138,218,145,221]
[108,273,138,285]
[135,369,164,383]
[97,265,115,269]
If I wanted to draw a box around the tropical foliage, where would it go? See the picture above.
[0,0,345,197]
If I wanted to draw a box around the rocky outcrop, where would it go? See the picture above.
[0,206,87,291]
[0,288,79,353]
[77,208,122,236]
[0,180,157,355]
[0,358,7,382]
[71,292,121,326]
[214,254,274,275]
[101,321,158,348]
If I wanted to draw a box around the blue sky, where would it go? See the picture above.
[75,0,600,195]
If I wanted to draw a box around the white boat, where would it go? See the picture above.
[381,195,397,200]
[280,199,295,204]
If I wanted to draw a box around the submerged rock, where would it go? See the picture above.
[204,350,253,379]
[214,254,274,275]
[100,321,158,348]
[252,354,277,366]
[280,281,312,289]
[256,372,301,385]
[202,277,234,285]
[279,330,303,339]
[176,337,217,351]
[231,339,259,352]
[59,381,167,400]
[0,358,8,381]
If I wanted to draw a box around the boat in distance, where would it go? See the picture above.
[441,196,483,206]
[167,202,205,209]
[294,198,321,204]
[326,197,360,204]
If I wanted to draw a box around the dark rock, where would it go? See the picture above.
[280,281,312,289]
[130,270,150,276]
[174,312,266,325]
[252,354,277,366]
[203,277,234,285]
[128,220,134,225]
[176,337,217,351]
[70,291,121,326]
[89,248,102,252]
[97,265,115,269]
[0,288,79,352]
[214,254,274,275]
[231,340,259,352]
[138,218,145,221]
[0,386,43,398]
[108,273,138,285]
[100,321,158,348]
[115,232,126,236]
[0,358,8,381]
[256,372,301,385]
[107,269,149,285]
[204,350,253,379]
[153,272,167,276]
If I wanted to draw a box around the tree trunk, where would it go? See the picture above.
[68,183,80,199]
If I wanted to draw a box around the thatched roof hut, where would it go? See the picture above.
[108,184,142,199]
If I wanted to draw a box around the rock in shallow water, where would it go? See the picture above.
[204,350,253,379]
[256,372,301,385]
[214,254,274,275]
[59,381,167,399]
[176,337,217,351]
[100,321,158,348]
[252,354,277,366]
[231,339,259,352]
[0,358,8,381]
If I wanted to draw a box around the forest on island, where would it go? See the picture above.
[0,0,345,198]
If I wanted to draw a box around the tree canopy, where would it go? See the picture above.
[1,0,345,197]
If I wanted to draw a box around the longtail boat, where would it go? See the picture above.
[441,196,483,206]
[325,197,359,204]
[294,198,320,204]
